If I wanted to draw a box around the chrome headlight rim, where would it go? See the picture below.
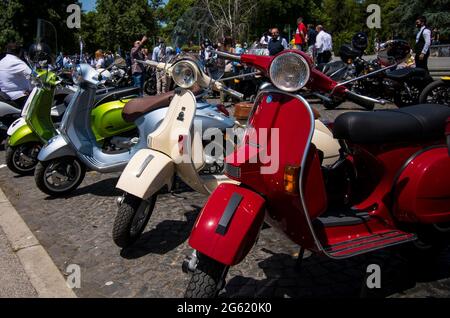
[269,52,310,92]
[172,61,198,89]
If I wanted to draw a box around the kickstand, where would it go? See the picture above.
[295,247,306,272]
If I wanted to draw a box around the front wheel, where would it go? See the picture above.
[6,143,42,175]
[185,254,229,298]
[34,157,86,197]
[419,80,450,106]
[394,82,423,107]
[112,193,156,248]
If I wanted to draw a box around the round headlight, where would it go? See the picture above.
[269,52,310,92]
[172,61,197,89]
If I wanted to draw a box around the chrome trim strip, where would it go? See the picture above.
[136,154,154,178]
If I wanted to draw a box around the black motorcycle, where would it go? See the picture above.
[419,77,450,106]
[318,37,433,109]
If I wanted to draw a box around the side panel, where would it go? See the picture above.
[394,147,450,224]
[37,135,76,162]
[26,87,56,141]
[116,149,174,199]
[189,183,266,266]
[0,102,20,117]
[90,99,135,141]
[8,124,40,146]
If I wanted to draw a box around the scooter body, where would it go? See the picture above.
[186,50,450,297]
[36,63,235,196]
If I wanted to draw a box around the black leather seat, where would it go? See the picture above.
[333,104,450,144]
[386,67,427,80]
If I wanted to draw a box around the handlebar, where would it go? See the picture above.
[345,90,380,109]
[211,50,242,62]
[217,85,244,100]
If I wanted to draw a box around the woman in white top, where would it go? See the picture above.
[94,50,105,70]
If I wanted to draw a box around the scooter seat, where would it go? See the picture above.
[333,104,450,144]
[122,91,175,123]
[386,67,427,80]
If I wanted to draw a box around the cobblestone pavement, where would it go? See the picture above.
[0,100,449,298]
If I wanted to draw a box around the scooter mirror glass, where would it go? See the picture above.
[205,56,225,81]
[29,19,57,67]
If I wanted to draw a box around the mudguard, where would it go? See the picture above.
[8,124,40,147]
[394,146,450,224]
[189,183,266,266]
[116,148,174,200]
[7,117,26,137]
[37,135,76,162]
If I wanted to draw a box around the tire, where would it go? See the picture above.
[398,224,450,260]
[34,157,86,197]
[419,80,450,106]
[185,254,229,298]
[112,193,156,248]
[144,77,156,96]
[6,143,42,175]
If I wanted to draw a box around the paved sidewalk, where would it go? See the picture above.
[0,226,37,298]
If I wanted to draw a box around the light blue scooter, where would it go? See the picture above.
[34,62,235,197]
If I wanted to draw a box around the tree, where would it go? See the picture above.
[94,0,159,52]
[0,0,81,52]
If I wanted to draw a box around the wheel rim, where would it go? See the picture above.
[425,86,450,105]
[130,200,152,236]
[43,159,83,192]
[12,144,41,172]
[400,86,420,105]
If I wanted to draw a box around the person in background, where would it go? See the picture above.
[260,29,272,48]
[315,25,333,64]
[295,17,307,51]
[414,16,432,71]
[306,24,317,58]
[131,35,148,96]
[94,50,105,69]
[152,38,169,95]
[268,28,288,56]
[56,52,64,69]
[0,42,32,109]
[432,27,440,45]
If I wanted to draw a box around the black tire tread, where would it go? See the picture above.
[185,255,227,298]
[6,144,38,176]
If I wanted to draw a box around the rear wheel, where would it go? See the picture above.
[185,254,229,298]
[394,82,423,107]
[34,157,86,197]
[112,193,156,248]
[419,80,450,106]
[6,143,42,175]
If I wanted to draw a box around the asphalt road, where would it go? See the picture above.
[0,100,449,298]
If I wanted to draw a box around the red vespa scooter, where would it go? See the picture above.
[185,50,450,298]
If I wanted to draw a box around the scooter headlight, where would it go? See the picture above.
[269,52,310,92]
[172,61,197,89]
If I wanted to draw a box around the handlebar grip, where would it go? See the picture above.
[345,90,375,110]
[220,86,244,100]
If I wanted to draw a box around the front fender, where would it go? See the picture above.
[189,183,266,266]
[8,124,40,147]
[116,149,174,200]
[37,135,76,162]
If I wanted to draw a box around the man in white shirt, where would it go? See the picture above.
[414,16,432,71]
[315,25,333,64]
[0,43,32,108]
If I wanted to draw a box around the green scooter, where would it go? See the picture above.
[6,68,140,175]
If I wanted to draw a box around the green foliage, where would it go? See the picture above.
[0,0,81,52]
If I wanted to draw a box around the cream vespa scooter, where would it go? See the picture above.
[113,56,342,248]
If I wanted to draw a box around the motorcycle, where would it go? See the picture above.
[185,49,450,298]
[318,40,434,109]
[34,57,236,197]
[420,76,450,106]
